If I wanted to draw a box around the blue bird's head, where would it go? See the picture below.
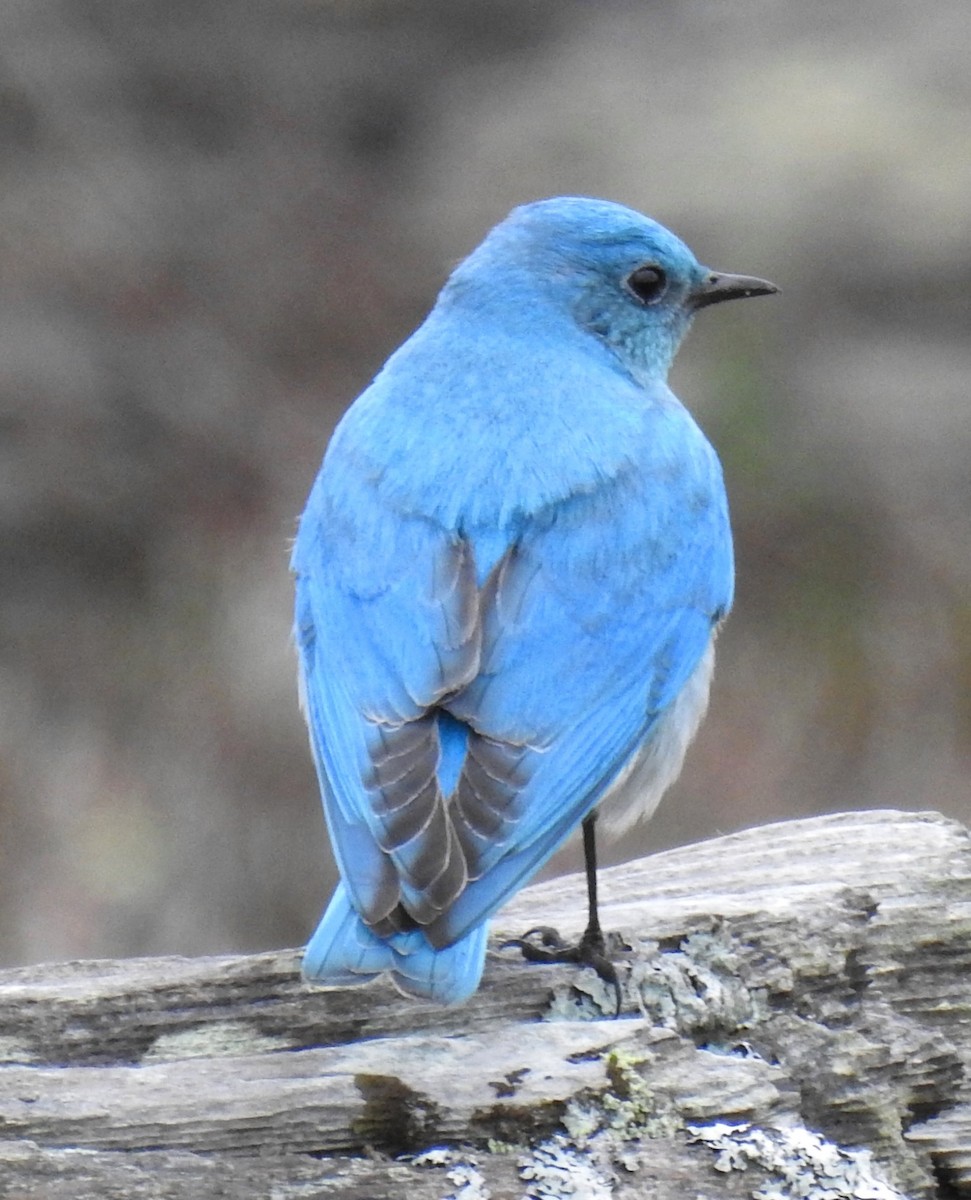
[447,197,777,384]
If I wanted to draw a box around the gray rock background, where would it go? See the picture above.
[0,0,968,966]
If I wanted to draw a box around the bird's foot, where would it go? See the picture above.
[503,925,628,1015]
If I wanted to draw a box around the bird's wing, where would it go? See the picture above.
[294,449,488,933]
[294,401,732,944]
[435,403,733,943]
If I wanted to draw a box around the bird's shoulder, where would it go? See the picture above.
[315,334,719,536]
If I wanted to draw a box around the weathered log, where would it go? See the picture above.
[1,809,969,1199]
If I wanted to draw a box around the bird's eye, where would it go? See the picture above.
[626,265,666,304]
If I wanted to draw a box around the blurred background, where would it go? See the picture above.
[1,0,969,966]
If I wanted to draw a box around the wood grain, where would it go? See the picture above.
[1,809,969,1198]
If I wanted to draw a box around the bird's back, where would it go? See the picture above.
[318,294,722,558]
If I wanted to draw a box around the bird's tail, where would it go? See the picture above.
[302,883,488,1006]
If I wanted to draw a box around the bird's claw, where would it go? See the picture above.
[501,925,566,952]
[503,924,626,1016]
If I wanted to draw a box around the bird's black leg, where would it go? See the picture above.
[504,812,624,1013]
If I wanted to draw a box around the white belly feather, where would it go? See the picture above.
[595,638,716,840]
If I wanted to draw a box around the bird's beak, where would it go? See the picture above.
[690,271,779,310]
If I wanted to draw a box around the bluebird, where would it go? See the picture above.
[292,197,777,1005]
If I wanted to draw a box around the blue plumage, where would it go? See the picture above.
[293,197,776,1004]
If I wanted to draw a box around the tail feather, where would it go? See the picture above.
[303,883,488,1006]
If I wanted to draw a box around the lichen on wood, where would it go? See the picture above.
[1,809,970,1198]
